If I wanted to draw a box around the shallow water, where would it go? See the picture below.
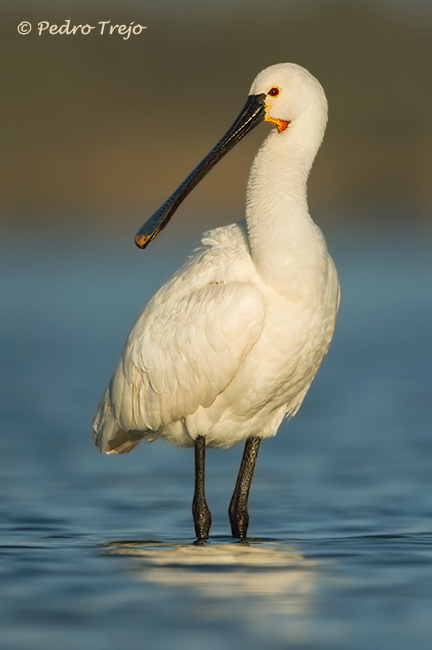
[1,221,432,649]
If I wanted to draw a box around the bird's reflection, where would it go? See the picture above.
[102,539,317,615]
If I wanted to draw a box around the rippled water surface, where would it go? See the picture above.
[1,222,432,649]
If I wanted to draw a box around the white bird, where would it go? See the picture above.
[94,63,340,540]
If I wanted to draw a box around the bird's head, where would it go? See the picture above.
[135,63,326,249]
[250,63,328,134]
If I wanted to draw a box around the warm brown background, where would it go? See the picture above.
[1,0,432,231]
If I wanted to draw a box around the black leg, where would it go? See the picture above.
[192,436,212,540]
[229,437,261,539]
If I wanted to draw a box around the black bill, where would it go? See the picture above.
[135,93,266,249]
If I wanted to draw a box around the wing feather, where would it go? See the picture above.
[94,280,265,452]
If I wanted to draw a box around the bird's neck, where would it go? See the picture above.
[246,112,327,299]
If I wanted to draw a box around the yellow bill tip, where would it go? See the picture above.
[135,233,152,249]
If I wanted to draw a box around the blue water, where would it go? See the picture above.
[1,220,432,649]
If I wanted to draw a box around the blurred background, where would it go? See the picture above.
[1,0,432,229]
[2,2,432,650]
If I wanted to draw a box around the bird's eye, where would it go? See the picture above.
[268,87,280,97]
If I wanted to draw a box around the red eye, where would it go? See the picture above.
[268,87,280,97]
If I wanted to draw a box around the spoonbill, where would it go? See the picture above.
[94,63,339,540]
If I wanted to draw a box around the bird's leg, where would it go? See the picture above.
[192,436,212,540]
[229,437,261,539]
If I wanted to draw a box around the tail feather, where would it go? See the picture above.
[93,388,145,454]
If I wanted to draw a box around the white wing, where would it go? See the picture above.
[94,279,266,453]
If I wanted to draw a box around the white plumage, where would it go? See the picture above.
[93,63,339,537]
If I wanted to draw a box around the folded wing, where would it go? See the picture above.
[94,281,266,452]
